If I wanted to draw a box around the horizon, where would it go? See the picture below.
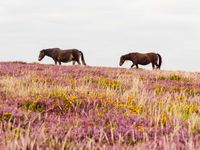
[0,61,199,73]
[0,0,199,72]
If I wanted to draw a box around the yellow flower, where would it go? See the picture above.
[129,105,143,114]
[69,79,75,84]
[136,125,145,132]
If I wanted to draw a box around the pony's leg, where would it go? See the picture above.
[152,63,155,69]
[131,64,135,68]
[77,60,81,65]
[58,61,61,65]
[156,64,160,69]
[135,64,139,69]
[73,61,76,65]
[54,60,57,65]
[154,62,159,69]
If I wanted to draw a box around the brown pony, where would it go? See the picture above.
[38,48,87,65]
[119,52,162,69]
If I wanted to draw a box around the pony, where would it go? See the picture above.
[38,48,87,65]
[119,52,162,69]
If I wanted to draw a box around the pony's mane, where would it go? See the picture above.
[122,53,132,59]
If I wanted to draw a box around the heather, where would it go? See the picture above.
[0,62,199,149]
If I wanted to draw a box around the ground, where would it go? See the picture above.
[0,62,199,149]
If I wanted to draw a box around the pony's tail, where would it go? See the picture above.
[79,51,87,65]
[157,53,162,69]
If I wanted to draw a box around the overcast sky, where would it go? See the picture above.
[0,0,199,71]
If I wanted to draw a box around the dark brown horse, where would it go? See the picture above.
[38,48,87,65]
[119,52,162,69]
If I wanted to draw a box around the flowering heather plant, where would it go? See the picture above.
[0,62,200,149]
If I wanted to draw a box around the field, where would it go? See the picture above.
[0,62,199,149]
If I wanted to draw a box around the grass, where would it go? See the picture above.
[0,62,199,149]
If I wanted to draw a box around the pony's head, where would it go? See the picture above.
[38,50,46,61]
[119,56,125,66]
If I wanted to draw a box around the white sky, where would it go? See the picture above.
[0,0,199,71]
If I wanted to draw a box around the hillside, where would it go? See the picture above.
[0,62,199,149]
